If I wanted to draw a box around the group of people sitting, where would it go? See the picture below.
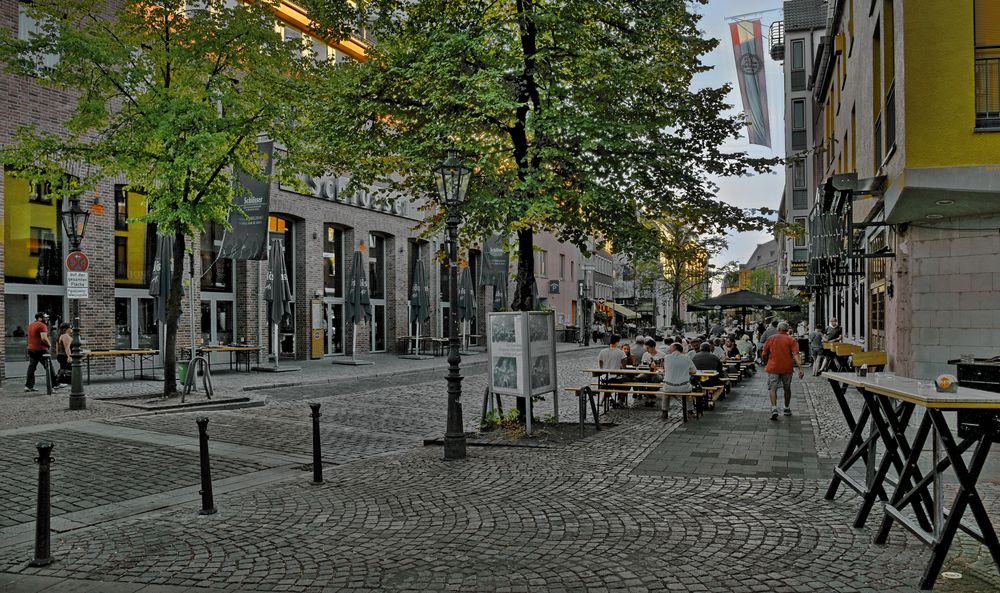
[596,332,755,415]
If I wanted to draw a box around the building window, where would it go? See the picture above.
[868,233,887,351]
[794,217,807,247]
[114,186,129,230]
[559,253,566,279]
[200,221,233,292]
[793,189,808,210]
[791,99,806,150]
[17,3,59,70]
[4,171,64,285]
[28,181,53,204]
[976,0,1000,127]
[791,40,806,91]
[368,233,386,300]
[793,161,806,188]
[310,37,328,62]
[323,224,344,297]
[536,249,547,277]
[115,237,129,279]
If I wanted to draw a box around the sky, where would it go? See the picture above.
[690,0,786,277]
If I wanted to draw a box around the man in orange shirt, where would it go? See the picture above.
[761,321,804,421]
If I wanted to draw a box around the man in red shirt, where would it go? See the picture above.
[25,312,61,392]
[761,321,804,421]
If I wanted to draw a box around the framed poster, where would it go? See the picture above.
[486,311,559,434]
[487,312,523,396]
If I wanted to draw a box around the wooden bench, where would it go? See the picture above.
[568,383,707,422]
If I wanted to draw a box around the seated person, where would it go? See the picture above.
[723,338,740,359]
[736,334,754,358]
[687,338,701,359]
[596,334,628,385]
[658,343,698,418]
[620,343,636,367]
[712,338,727,360]
[691,343,724,389]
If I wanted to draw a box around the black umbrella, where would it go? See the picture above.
[264,238,292,326]
[686,289,801,312]
[263,238,293,366]
[344,249,371,360]
[458,266,477,322]
[149,234,175,325]
[409,257,431,354]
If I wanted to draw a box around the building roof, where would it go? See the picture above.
[742,239,779,270]
[784,0,828,32]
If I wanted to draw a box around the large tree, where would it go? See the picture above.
[1,0,326,395]
[304,0,777,310]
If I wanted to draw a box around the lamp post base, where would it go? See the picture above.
[443,432,466,460]
[68,395,87,411]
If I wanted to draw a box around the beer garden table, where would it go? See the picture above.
[82,349,159,383]
[822,371,1000,589]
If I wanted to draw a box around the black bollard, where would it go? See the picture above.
[196,417,217,515]
[29,441,54,567]
[309,403,323,484]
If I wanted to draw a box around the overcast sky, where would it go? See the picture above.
[691,0,785,282]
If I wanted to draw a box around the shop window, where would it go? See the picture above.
[17,3,59,70]
[115,237,129,279]
[4,171,63,285]
[114,186,154,288]
[114,186,129,229]
[200,221,233,292]
[368,233,386,300]
[323,225,344,297]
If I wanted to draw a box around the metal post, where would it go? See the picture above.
[30,441,54,567]
[68,296,86,410]
[196,417,217,514]
[443,214,466,460]
[310,403,323,484]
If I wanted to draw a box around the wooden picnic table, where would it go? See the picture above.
[822,371,1000,590]
[82,349,158,383]
[181,345,261,372]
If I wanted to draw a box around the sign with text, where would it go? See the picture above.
[67,271,89,299]
[219,141,274,261]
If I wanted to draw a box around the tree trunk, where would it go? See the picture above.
[162,231,186,397]
[511,228,535,312]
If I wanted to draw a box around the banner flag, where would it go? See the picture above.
[219,141,274,261]
[730,20,772,147]
[481,235,510,286]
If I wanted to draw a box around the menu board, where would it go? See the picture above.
[487,311,557,398]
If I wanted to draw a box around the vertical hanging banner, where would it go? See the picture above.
[730,20,772,147]
[219,141,274,261]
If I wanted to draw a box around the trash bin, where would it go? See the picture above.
[178,361,190,383]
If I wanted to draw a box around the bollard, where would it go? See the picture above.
[196,417,217,515]
[29,441,54,567]
[309,403,323,484]
[578,389,586,438]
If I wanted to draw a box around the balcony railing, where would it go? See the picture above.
[976,56,1000,128]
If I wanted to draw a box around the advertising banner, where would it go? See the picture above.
[219,141,274,261]
[481,235,510,286]
[730,20,772,147]
[486,311,559,435]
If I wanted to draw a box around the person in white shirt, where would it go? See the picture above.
[659,343,697,418]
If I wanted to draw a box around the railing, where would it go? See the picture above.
[975,56,1000,128]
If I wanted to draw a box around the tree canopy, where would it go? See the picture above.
[1,0,326,393]
[304,0,778,307]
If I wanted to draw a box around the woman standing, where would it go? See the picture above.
[56,323,72,384]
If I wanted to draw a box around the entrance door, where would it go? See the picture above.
[324,299,345,355]
[4,289,66,378]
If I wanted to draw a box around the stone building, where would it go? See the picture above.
[803,0,1000,378]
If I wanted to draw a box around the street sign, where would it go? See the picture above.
[67,271,89,299]
[597,297,606,305]
[66,251,89,272]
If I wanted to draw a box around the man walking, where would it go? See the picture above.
[761,322,804,420]
[25,312,60,392]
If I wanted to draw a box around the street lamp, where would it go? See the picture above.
[582,263,595,346]
[434,149,471,461]
[60,194,90,411]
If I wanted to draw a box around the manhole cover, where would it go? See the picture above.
[941,572,962,580]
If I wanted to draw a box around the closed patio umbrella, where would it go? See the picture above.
[340,248,372,364]
[149,234,174,325]
[263,238,293,368]
[458,265,477,350]
[492,273,508,312]
[408,257,431,356]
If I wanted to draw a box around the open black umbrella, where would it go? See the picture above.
[408,257,431,355]
[343,249,372,362]
[263,238,293,366]
[687,289,800,335]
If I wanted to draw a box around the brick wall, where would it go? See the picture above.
[896,214,1000,379]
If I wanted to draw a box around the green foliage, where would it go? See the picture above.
[746,268,776,295]
[0,0,332,394]
[305,0,779,305]
[541,413,557,426]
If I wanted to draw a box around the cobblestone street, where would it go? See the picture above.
[1,351,998,592]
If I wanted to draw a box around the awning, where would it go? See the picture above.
[610,302,640,320]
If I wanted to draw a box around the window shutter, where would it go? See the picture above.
[976,0,1000,47]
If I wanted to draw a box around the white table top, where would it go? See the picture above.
[823,371,1000,410]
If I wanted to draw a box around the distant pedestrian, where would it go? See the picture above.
[808,324,824,366]
[24,312,60,392]
[56,323,73,384]
[759,320,779,347]
[761,322,804,421]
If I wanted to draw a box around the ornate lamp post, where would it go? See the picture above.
[60,194,90,410]
[435,149,471,461]
[582,263,595,346]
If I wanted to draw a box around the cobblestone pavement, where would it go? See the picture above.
[0,350,998,592]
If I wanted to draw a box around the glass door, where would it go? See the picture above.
[324,300,345,355]
[3,290,66,378]
[368,233,387,352]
